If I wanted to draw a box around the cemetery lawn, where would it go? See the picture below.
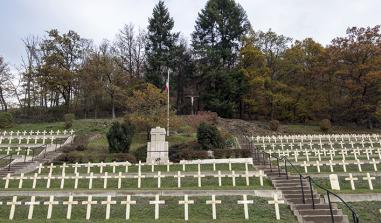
[338,201,381,223]
[310,177,381,194]
[0,196,297,223]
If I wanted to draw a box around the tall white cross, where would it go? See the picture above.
[354,159,364,172]
[206,195,221,220]
[63,195,78,219]
[179,195,194,221]
[44,173,54,189]
[301,161,310,173]
[101,195,117,220]
[3,173,12,189]
[121,195,136,220]
[174,171,185,188]
[44,196,59,219]
[82,195,98,220]
[7,196,22,220]
[227,171,239,187]
[102,172,111,189]
[154,171,165,188]
[115,172,125,189]
[241,170,253,186]
[258,170,266,186]
[72,172,82,189]
[345,173,358,190]
[193,170,205,187]
[86,172,96,189]
[214,170,225,187]
[362,173,375,190]
[238,194,254,220]
[327,160,336,173]
[26,196,40,220]
[339,160,348,172]
[268,193,285,220]
[149,195,165,220]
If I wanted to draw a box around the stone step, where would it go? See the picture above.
[298,209,341,216]
[283,193,320,200]
[292,204,335,210]
[302,214,348,223]
[286,197,322,205]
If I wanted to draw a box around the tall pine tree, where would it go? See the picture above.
[145,1,179,88]
[192,0,250,118]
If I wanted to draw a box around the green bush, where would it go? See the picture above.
[269,120,280,131]
[179,149,209,160]
[197,123,224,150]
[0,112,14,128]
[106,121,135,153]
[320,119,332,132]
[63,113,75,129]
[133,145,147,162]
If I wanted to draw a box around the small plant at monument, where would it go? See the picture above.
[107,121,135,153]
[63,113,75,129]
[269,120,280,131]
[320,119,332,132]
[197,122,224,150]
[0,112,14,128]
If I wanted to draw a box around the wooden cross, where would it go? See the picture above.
[268,194,284,220]
[149,195,165,220]
[101,195,116,219]
[26,196,40,220]
[63,195,78,219]
[121,195,136,220]
[238,194,253,220]
[206,195,221,220]
[179,195,194,221]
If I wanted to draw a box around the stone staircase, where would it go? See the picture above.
[253,159,349,223]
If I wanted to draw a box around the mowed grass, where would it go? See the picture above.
[312,177,381,194]
[338,201,381,223]
[0,196,297,223]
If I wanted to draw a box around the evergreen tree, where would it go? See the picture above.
[145,1,179,88]
[192,0,250,118]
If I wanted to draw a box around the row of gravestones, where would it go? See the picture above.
[265,147,381,162]
[3,170,267,189]
[0,194,285,220]
[0,136,58,145]
[257,141,381,151]
[35,161,252,175]
[252,134,380,144]
[329,173,378,191]
[296,159,379,173]
[1,130,75,137]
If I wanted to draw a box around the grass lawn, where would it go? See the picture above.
[0,195,297,223]
[338,201,381,223]
[311,177,381,194]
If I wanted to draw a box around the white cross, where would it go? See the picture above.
[134,172,145,188]
[111,161,118,173]
[57,173,66,189]
[154,171,165,188]
[362,173,375,190]
[60,163,67,175]
[47,163,56,174]
[63,195,78,219]
[354,159,363,172]
[86,172,97,189]
[327,160,336,173]
[238,194,254,220]
[166,162,171,172]
[115,172,126,189]
[268,193,285,220]
[179,195,194,221]
[15,173,26,189]
[370,158,378,171]
[44,173,54,189]
[206,195,221,220]
[44,196,59,219]
[214,170,226,187]
[26,196,40,220]
[73,162,80,174]
[72,172,82,189]
[98,162,107,173]
[7,196,22,220]
[193,170,205,187]
[31,173,39,189]
[150,162,156,172]
[301,161,311,173]
[121,195,136,220]
[345,173,358,190]
[149,195,165,220]
[241,170,254,186]
[174,171,185,188]
[227,171,239,187]
[86,162,92,174]
[339,160,348,172]
[313,161,322,173]
[101,195,117,220]
[102,172,111,189]
[258,170,266,186]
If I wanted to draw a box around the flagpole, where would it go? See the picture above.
[167,69,170,137]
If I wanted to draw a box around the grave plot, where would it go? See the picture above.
[0,195,297,222]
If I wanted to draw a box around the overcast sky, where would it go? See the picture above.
[1,0,380,69]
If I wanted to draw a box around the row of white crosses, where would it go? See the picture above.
[0,146,33,155]
[1,129,74,137]
[0,135,57,146]
[253,133,380,143]
[329,172,378,191]
[1,194,284,220]
[36,160,251,175]
[3,169,266,189]
[298,158,380,173]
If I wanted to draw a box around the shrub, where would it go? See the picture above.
[111,153,137,163]
[269,120,280,131]
[63,113,75,129]
[133,145,147,162]
[179,149,209,160]
[106,121,135,153]
[0,112,14,128]
[320,119,332,132]
[197,123,224,150]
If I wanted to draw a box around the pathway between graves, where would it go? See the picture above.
[237,138,350,223]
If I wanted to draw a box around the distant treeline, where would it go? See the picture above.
[0,0,380,127]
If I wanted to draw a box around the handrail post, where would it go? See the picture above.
[284,159,288,179]
[269,154,272,172]
[309,177,315,209]
[327,191,334,223]
[262,152,265,165]
[8,154,12,171]
[32,149,35,162]
[300,175,305,204]
[277,158,280,176]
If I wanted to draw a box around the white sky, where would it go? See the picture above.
[1,0,380,69]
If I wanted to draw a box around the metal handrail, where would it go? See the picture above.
[249,139,360,223]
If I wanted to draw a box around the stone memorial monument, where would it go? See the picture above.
[146,127,169,164]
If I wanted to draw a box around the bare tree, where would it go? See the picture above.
[0,57,13,111]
